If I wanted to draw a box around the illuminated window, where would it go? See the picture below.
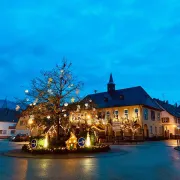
[124,109,128,119]
[134,108,138,118]
[106,111,110,120]
[98,112,102,119]
[114,110,119,119]
[162,117,169,123]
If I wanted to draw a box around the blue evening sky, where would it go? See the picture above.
[0,0,179,104]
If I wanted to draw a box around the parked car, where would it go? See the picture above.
[9,134,30,142]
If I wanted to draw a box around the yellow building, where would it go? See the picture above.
[82,74,163,139]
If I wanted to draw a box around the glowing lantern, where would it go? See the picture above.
[44,134,48,148]
[86,132,91,147]
[66,132,77,150]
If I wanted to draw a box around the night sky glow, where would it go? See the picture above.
[0,0,179,103]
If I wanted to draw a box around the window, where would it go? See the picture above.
[150,126,153,134]
[106,111,110,120]
[151,110,155,121]
[120,95,124,100]
[98,112,102,119]
[0,130,2,134]
[2,130,7,134]
[157,112,160,120]
[162,117,170,123]
[134,108,139,118]
[114,110,119,119]
[178,118,180,124]
[144,109,148,120]
[159,127,162,134]
[124,109,128,119]
[11,130,15,135]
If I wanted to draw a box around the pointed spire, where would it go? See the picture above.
[107,73,115,93]
[109,73,114,83]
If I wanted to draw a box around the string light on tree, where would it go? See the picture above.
[64,103,68,107]
[47,115,51,119]
[47,89,53,95]
[15,105,20,111]
[25,90,29,94]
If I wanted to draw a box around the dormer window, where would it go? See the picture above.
[120,95,124,100]
[104,97,108,102]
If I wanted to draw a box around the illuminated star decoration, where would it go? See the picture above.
[71,97,75,103]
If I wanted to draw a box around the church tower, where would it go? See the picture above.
[107,73,115,93]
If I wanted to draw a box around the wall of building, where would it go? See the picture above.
[0,121,17,138]
[142,107,162,138]
[160,111,178,137]
[16,116,30,135]
[100,105,142,125]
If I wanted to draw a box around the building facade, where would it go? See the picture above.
[15,116,30,135]
[154,99,180,138]
[83,74,163,139]
[0,108,19,139]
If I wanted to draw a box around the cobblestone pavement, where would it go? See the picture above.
[0,140,180,180]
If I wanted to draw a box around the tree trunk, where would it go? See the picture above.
[56,117,60,141]
[132,132,135,140]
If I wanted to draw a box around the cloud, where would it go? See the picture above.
[0,0,180,103]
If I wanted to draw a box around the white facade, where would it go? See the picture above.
[142,107,163,138]
[160,110,179,138]
[0,121,17,138]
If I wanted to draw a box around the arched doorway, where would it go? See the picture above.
[144,124,149,139]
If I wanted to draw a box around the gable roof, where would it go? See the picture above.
[86,86,161,110]
[154,99,180,118]
[0,108,20,123]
